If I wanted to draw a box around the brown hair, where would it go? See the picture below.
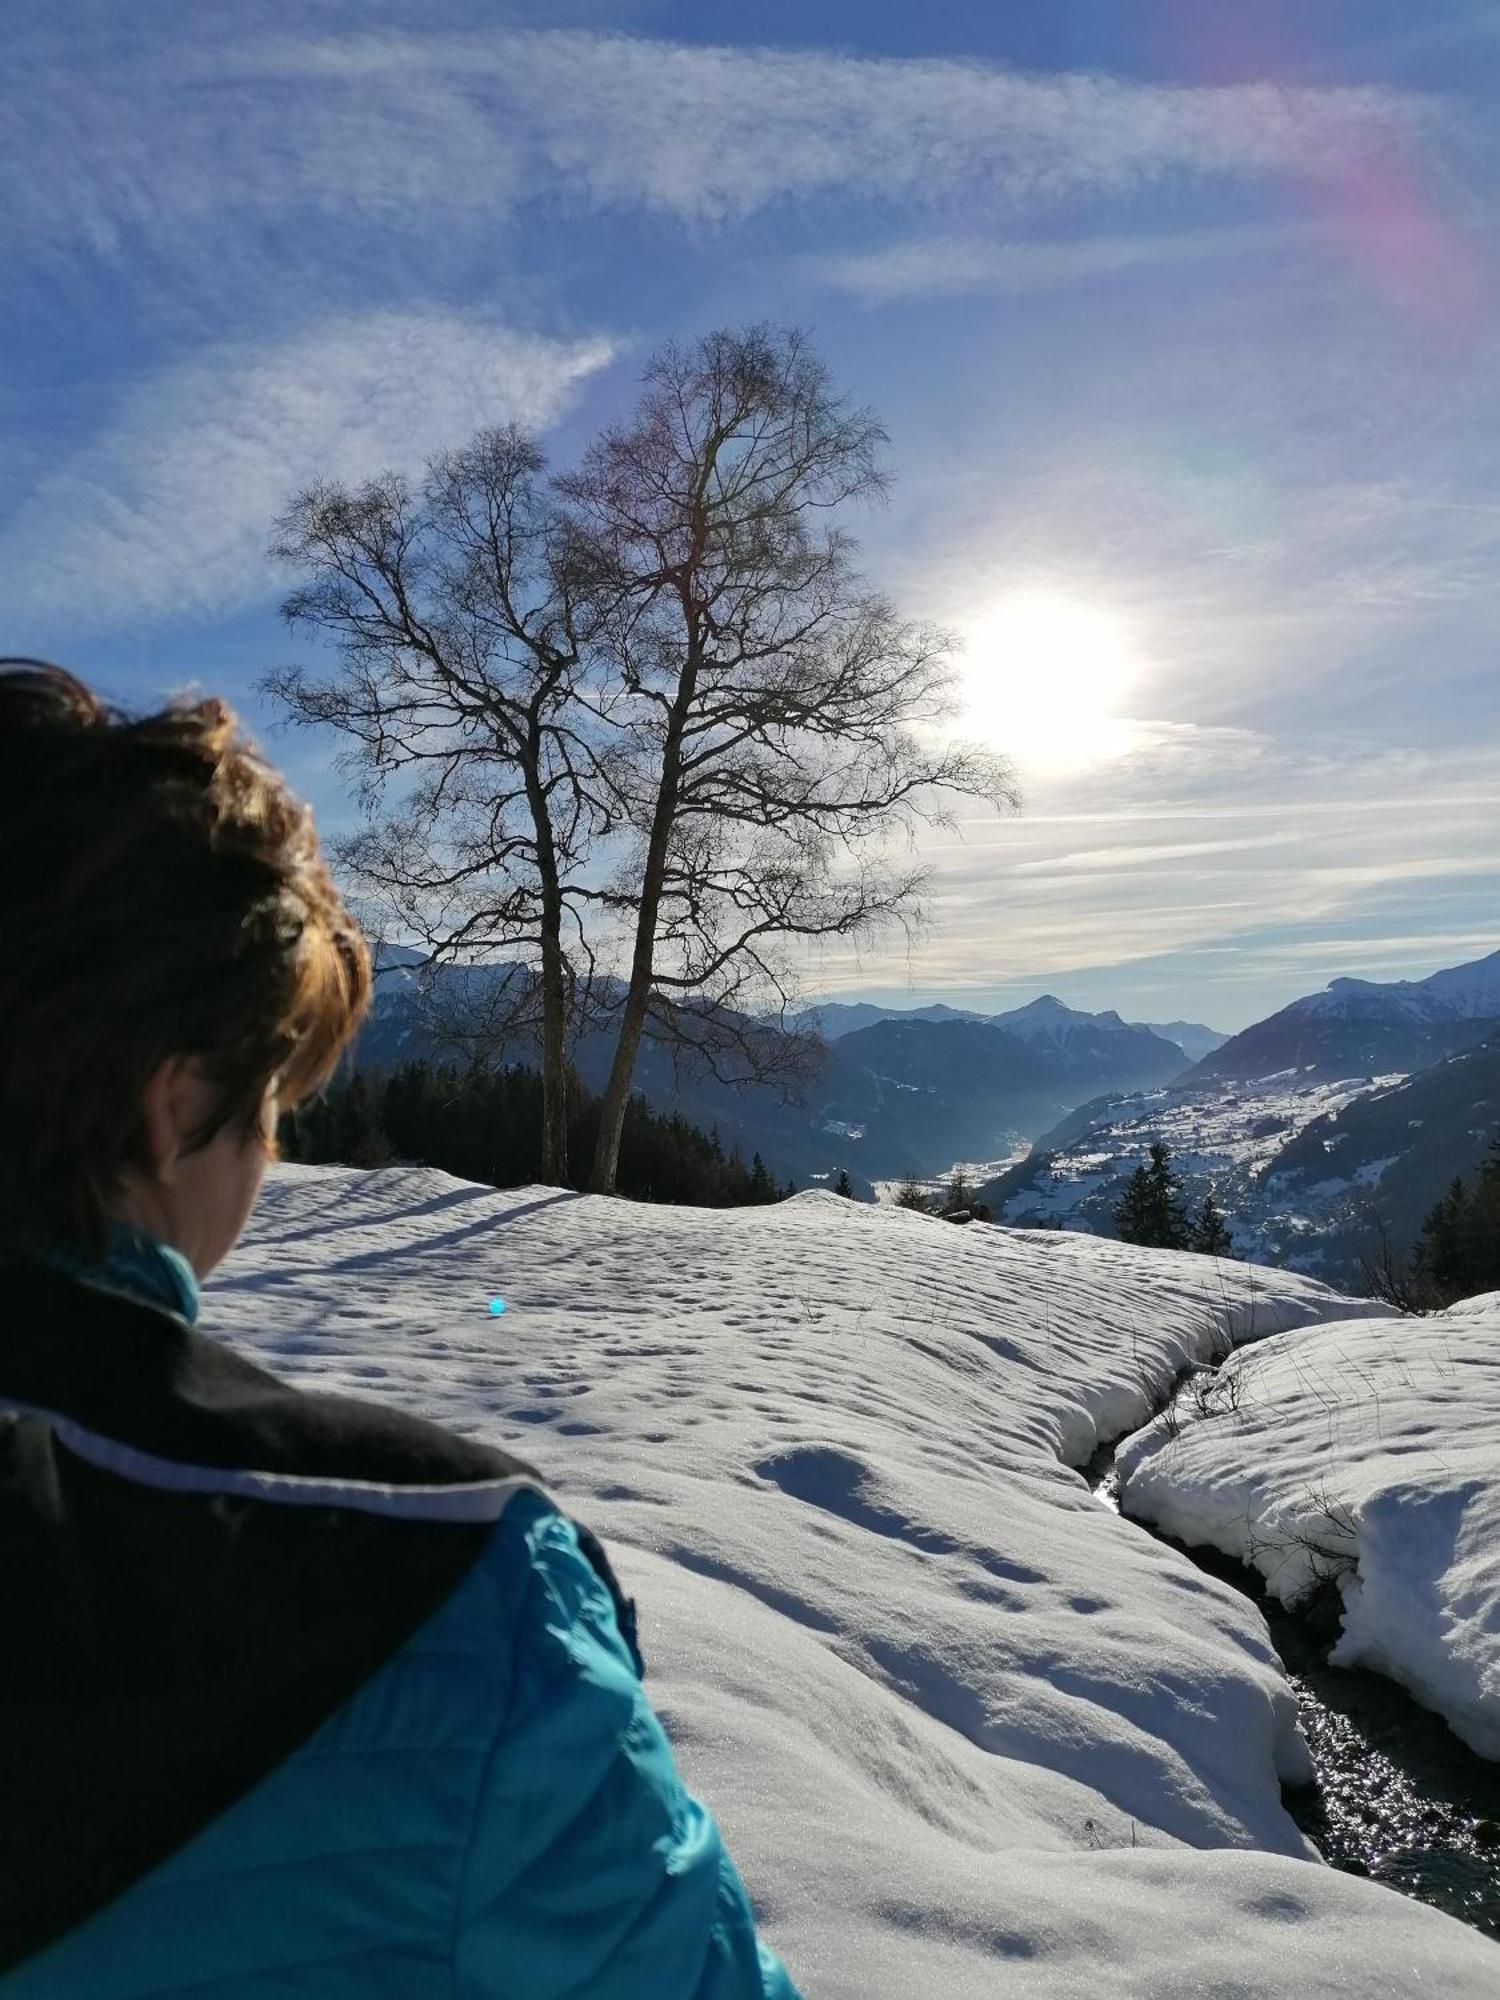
[0,660,372,1262]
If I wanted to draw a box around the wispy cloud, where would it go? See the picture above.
[3,19,1441,278]
[0,312,612,632]
[814,223,1311,302]
[805,739,1500,1023]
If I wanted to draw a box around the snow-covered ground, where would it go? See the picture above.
[992,1070,1405,1271]
[206,1167,1500,1995]
[1117,1293,1500,1765]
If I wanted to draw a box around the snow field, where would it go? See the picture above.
[208,1168,1500,1995]
[1117,1290,1500,1765]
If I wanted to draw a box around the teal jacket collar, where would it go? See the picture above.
[0,1218,201,1328]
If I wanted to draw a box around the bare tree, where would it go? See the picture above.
[256,429,622,1183]
[1354,1211,1432,1314]
[558,325,1018,1194]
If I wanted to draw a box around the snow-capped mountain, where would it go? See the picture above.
[797,994,1224,1065]
[1187,947,1500,1085]
[822,1010,1186,1163]
[353,947,1191,1189]
[1306,947,1500,1023]
[988,995,1190,1083]
[793,999,994,1039]
[982,1020,1500,1291]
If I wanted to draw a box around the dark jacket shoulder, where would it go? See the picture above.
[0,1260,570,1971]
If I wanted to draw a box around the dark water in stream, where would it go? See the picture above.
[1088,1447,1500,1941]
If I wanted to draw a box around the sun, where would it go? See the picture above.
[956,592,1140,773]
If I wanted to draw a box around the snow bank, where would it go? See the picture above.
[1117,1292,1500,1763]
[205,1170,1498,1995]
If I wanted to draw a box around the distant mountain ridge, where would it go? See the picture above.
[1187,947,1500,1086]
[354,939,1500,1260]
[797,994,1224,1063]
[794,1000,994,1038]
[352,948,1192,1190]
[1138,1019,1227,1064]
[982,944,1500,1291]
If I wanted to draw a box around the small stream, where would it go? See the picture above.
[1087,1439,1500,1940]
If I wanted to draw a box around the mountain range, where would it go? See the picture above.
[983,947,1500,1286]
[350,954,1200,1190]
[1185,950,1500,1085]
[347,939,1500,1269]
[795,996,1226,1064]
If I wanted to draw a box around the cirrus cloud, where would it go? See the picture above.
[0,312,613,633]
[2,18,1444,272]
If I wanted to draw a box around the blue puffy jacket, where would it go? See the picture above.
[0,1223,801,1997]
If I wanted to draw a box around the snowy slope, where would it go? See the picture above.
[1263,1035,1500,1262]
[204,1170,1500,1995]
[985,1070,1402,1275]
[1116,1295,1500,1765]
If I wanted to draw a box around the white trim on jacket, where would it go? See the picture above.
[0,1397,545,1523]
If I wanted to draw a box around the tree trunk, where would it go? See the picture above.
[527,745,570,1187]
[587,696,693,1195]
[537,912,569,1185]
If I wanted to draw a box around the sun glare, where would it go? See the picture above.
[957,593,1140,773]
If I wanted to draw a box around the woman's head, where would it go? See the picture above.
[0,660,372,1277]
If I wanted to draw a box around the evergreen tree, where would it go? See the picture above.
[893,1176,935,1213]
[941,1170,974,1215]
[1190,1192,1234,1257]
[834,1167,854,1198]
[1413,1176,1474,1303]
[1113,1141,1191,1250]
[1467,1136,1500,1295]
[274,1056,804,1209]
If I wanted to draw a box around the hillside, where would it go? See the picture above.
[205,1167,1500,1995]
[1263,1033,1500,1257]
[979,1071,1403,1279]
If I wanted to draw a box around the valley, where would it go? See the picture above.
[353,941,1500,1289]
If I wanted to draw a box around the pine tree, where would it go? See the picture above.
[1466,1135,1500,1296]
[1112,1164,1155,1243]
[1113,1141,1191,1250]
[1190,1192,1233,1257]
[747,1152,776,1204]
[893,1176,935,1213]
[1413,1176,1473,1304]
[834,1166,854,1198]
[941,1170,974,1215]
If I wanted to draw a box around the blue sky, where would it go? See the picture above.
[6,0,1499,1031]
